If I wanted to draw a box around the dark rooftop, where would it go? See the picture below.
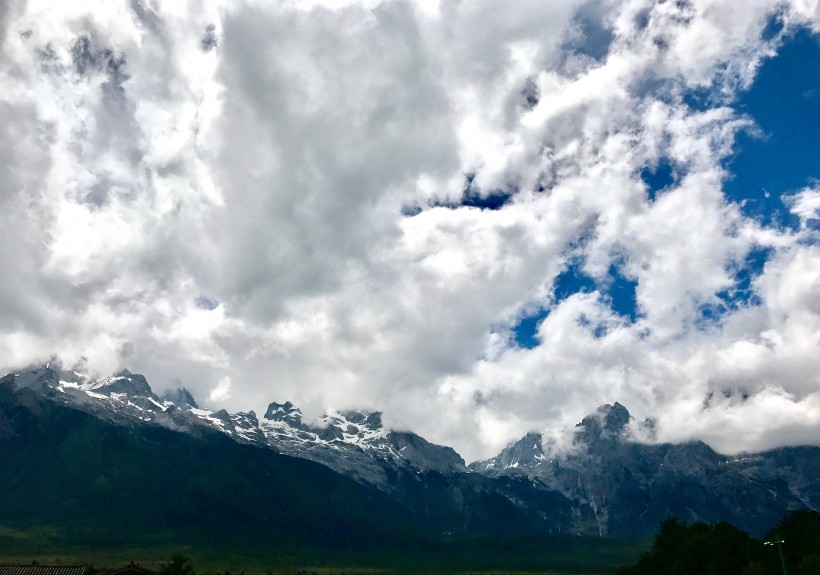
[100,565,157,575]
[0,566,88,575]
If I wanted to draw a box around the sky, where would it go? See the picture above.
[0,0,818,463]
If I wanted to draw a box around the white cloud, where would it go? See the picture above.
[786,185,820,230]
[209,375,233,402]
[0,0,818,462]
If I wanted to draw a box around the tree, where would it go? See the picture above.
[618,519,764,575]
[619,510,820,575]
[160,555,196,575]
[765,510,820,575]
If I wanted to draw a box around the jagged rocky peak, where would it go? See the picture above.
[502,432,544,467]
[261,401,393,447]
[7,361,88,392]
[233,410,259,428]
[316,409,387,442]
[387,431,468,472]
[8,363,161,401]
[264,401,304,427]
[211,409,233,423]
[469,431,545,472]
[575,402,631,444]
[162,387,199,410]
[658,439,723,476]
[92,369,155,398]
[340,409,383,431]
[515,431,545,456]
[9,365,60,391]
[473,403,636,471]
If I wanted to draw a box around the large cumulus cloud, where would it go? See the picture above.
[0,0,818,461]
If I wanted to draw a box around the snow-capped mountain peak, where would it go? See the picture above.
[82,370,155,398]
[3,364,466,484]
[162,387,199,410]
[3,364,817,539]
[264,401,304,426]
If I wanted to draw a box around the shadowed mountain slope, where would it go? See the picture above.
[471,403,820,538]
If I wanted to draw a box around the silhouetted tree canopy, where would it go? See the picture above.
[618,510,820,575]
[160,555,196,575]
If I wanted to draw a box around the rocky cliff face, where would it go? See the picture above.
[162,387,198,409]
[470,403,819,537]
[3,364,818,538]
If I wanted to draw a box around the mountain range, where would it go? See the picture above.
[1,364,817,544]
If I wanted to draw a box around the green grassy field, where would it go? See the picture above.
[0,529,649,575]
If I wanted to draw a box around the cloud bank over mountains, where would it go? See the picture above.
[0,0,818,461]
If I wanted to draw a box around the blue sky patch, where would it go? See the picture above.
[512,308,549,349]
[681,85,715,112]
[460,189,515,210]
[761,13,786,42]
[640,158,675,201]
[563,2,615,63]
[400,204,423,217]
[699,247,771,326]
[459,172,515,210]
[601,263,639,322]
[722,26,819,229]
[512,259,639,348]
[722,247,771,307]
[195,296,220,310]
[411,173,516,214]
[553,258,596,301]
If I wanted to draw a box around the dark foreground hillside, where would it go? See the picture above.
[0,382,416,551]
[0,380,646,573]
